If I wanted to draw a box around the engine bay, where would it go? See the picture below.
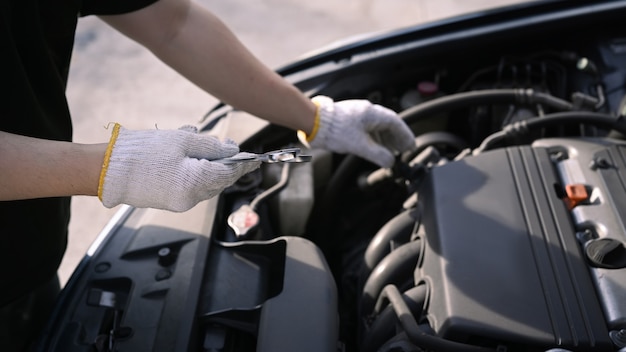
[212,18,626,352]
[39,3,626,352]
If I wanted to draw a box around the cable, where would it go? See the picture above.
[377,285,495,352]
[399,89,574,125]
[474,111,626,154]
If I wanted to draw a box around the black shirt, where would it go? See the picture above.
[0,0,157,306]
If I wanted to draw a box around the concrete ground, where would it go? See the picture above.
[60,0,528,284]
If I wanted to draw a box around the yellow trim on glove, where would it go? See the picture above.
[97,123,121,201]
[297,100,321,143]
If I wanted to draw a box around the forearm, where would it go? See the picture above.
[162,4,316,132]
[0,131,105,200]
[100,0,317,134]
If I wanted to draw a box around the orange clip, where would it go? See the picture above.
[563,184,588,210]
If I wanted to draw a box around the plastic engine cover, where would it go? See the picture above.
[417,143,612,350]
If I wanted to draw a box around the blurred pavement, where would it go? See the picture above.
[60,0,527,284]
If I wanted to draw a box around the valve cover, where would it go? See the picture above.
[416,139,619,350]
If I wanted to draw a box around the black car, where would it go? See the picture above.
[37,1,626,351]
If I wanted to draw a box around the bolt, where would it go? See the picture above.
[590,157,611,170]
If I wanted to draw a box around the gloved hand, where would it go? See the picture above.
[98,123,260,212]
[299,96,415,168]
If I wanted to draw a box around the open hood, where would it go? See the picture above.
[38,1,626,351]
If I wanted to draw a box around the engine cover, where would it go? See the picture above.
[416,139,618,350]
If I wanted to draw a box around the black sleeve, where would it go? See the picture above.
[80,0,160,16]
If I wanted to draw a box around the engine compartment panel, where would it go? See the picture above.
[418,143,610,349]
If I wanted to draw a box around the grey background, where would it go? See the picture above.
[60,0,526,284]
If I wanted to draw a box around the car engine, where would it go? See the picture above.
[38,3,626,352]
[211,34,626,351]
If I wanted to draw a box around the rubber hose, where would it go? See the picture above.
[401,131,468,164]
[477,111,626,153]
[399,88,574,126]
[519,111,626,135]
[363,209,418,272]
[380,285,495,352]
[361,285,427,352]
[360,239,423,318]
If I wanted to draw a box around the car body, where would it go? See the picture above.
[38,1,626,351]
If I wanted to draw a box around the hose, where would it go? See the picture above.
[400,131,468,164]
[360,239,423,318]
[399,88,574,125]
[475,111,626,153]
[361,285,427,352]
[377,285,495,352]
[363,209,418,273]
[364,131,468,187]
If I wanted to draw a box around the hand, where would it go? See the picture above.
[302,96,415,168]
[98,124,260,212]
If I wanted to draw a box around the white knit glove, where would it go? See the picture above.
[98,124,260,212]
[299,96,415,168]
